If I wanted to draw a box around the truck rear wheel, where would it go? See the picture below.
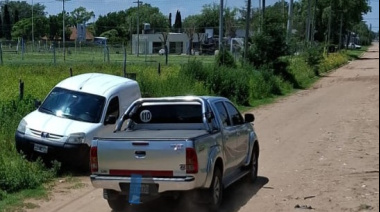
[208,168,223,211]
[107,192,130,212]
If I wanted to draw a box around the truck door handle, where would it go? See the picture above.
[135,151,146,159]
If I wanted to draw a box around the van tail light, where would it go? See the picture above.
[90,146,98,173]
[186,148,199,174]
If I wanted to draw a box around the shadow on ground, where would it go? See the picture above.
[119,176,269,212]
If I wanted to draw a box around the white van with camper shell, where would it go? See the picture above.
[15,73,141,168]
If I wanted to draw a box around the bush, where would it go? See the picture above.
[207,66,250,105]
[0,96,59,194]
[303,45,324,76]
[0,96,36,140]
[215,49,237,68]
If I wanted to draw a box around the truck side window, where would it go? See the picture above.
[106,97,120,118]
[215,102,231,127]
[225,102,244,126]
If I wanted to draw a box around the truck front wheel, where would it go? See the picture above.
[247,146,259,183]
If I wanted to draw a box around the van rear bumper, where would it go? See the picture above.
[15,131,89,167]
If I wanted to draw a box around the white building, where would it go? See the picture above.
[131,33,206,55]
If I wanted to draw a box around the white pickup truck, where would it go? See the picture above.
[90,96,260,211]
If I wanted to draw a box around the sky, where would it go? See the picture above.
[24,0,379,32]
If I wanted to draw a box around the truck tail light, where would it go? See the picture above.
[90,146,98,173]
[186,148,199,174]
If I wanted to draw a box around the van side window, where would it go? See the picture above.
[215,102,231,127]
[106,97,120,118]
[225,102,244,126]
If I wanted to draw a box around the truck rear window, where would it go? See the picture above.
[132,104,202,124]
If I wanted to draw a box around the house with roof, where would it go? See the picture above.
[69,24,94,42]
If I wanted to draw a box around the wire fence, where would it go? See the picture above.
[0,40,229,66]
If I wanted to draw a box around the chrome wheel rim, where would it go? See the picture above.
[251,152,257,177]
[213,177,221,204]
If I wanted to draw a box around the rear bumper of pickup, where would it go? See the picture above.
[90,175,197,193]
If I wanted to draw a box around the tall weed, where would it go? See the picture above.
[0,97,58,195]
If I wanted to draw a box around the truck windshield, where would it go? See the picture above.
[39,87,106,123]
[133,104,203,124]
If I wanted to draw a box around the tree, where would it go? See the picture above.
[49,15,60,40]
[198,3,220,35]
[69,7,95,27]
[292,0,371,45]
[3,4,12,40]
[184,15,200,54]
[14,9,20,24]
[0,16,3,38]
[168,13,172,29]
[224,7,239,38]
[100,29,120,43]
[95,11,127,41]
[11,16,48,40]
[247,3,288,68]
[6,1,46,23]
[95,4,168,43]
[173,10,182,32]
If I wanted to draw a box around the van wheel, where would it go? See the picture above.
[209,168,223,211]
[107,193,130,212]
[247,146,259,183]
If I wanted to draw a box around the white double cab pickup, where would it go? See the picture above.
[15,73,141,168]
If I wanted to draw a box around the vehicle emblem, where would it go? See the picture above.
[41,132,50,138]
[170,144,184,151]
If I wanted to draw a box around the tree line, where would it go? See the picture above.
[0,0,376,47]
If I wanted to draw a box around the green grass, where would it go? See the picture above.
[344,46,370,60]
[0,185,47,212]
[1,48,216,66]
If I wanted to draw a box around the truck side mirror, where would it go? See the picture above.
[34,100,41,109]
[245,113,255,123]
[105,115,117,125]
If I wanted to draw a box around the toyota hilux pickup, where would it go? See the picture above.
[90,96,259,211]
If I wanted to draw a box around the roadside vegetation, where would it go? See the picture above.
[0,0,375,210]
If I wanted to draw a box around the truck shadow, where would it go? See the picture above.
[123,176,269,212]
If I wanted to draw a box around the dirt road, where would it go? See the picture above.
[25,43,379,212]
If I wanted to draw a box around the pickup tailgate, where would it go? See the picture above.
[95,130,207,178]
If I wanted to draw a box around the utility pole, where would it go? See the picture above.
[134,0,143,57]
[339,12,343,49]
[57,0,71,61]
[262,0,266,31]
[219,0,224,50]
[327,0,332,44]
[306,0,311,43]
[244,0,251,62]
[32,0,34,52]
[311,0,318,43]
[287,0,294,41]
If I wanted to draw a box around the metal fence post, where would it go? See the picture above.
[53,46,56,65]
[0,44,3,65]
[19,79,24,100]
[158,63,161,75]
[123,47,127,78]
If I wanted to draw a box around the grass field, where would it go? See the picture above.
[0,45,217,66]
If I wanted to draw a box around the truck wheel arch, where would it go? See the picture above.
[205,146,224,188]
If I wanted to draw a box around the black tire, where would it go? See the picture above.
[107,193,130,212]
[247,146,259,183]
[209,168,223,212]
